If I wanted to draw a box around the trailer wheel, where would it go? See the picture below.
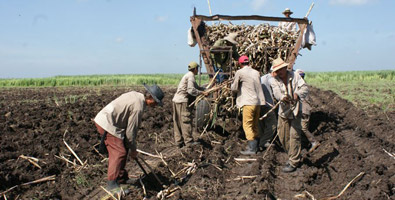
[195,98,211,132]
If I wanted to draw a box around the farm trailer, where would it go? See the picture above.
[189,8,311,130]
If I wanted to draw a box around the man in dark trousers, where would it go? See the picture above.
[94,84,164,194]
[295,69,320,152]
[172,61,206,148]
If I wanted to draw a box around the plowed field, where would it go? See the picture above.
[0,86,394,199]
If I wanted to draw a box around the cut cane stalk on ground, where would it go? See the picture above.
[0,175,56,196]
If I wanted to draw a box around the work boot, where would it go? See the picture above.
[177,143,185,149]
[186,141,200,146]
[308,141,320,153]
[262,141,274,148]
[282,162,297,173]
[240,139,258,155]
[107,180,130,196]
[107,180,119,191]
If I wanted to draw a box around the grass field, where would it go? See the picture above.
[0,74,210,87]
[306,70,394,111]
[1,70,393,111]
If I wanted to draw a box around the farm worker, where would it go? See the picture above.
[210,32,240,82]
[231,55,265,155]
[172,61,206,148]
[94,84,164,193]
[258,72,278,150]
[270,57,308,173]
[295,69,320,152]
[278,8,297,32]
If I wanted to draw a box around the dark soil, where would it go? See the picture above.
[0,86,394,200]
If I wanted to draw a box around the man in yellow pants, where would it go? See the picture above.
[231,55,265,155]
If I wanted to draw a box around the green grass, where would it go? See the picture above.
[1,70,393,111]
[0,74,210,87]
[306,70,394,111]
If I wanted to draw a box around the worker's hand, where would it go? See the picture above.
[129,150,138,159]
[201,91,209,96]
[281,96,291,103]
[293,93,299,101]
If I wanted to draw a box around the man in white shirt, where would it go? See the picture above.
[258,72,278,150]
[231,55,265,155]
[278,8,297,33]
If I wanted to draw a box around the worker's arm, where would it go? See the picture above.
[230,71,241,94]
[271,78,287,102]
[125,110,143,153]
[210,39,231,51]
[186,74,203,96]
[294,74,308,100]
[232,45,240,60]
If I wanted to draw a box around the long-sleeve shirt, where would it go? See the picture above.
[94,91,146,150]
[301,85,312,115]
[271,71,308,119]
[210,39,240,70]
[278,21,297,32]
[261,74,275,107]
[231,66,265,108]
[172,71,205,103]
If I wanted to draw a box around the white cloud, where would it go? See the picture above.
[155,16,168,22]
[115,37,124,43]
[329,0,374,6]
[250,0,268,11]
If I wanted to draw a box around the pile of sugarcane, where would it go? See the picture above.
[192,23,300,128]
[205,23,299,73]
[191,73,237,129]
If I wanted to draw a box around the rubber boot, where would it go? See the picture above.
[240,139,258,155]
[107,180,119,191]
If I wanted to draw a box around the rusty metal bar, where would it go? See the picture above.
[190,17,214,75]
[287,23,307,70]
[192,14,308,24]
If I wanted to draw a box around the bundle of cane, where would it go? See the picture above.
[189,78,234,107]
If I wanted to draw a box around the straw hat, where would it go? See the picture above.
[224,32,238,45]
[271,57,289,72]
[282,8,293,15]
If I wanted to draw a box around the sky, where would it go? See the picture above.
[0,0,394,78]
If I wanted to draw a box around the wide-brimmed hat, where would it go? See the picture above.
[143,84,164,106]
[188,61,199,70]
[271,57,289,72]
[224,32,238,45]
[282,8,293,15]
